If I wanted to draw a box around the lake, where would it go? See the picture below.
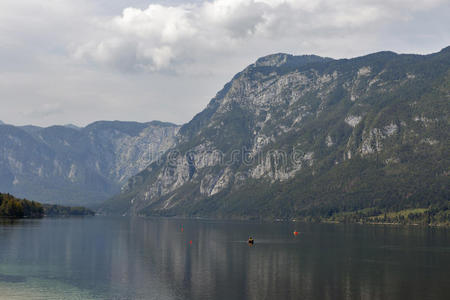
[0,217,449,299]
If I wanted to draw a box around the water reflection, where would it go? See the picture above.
[0,217,449,299]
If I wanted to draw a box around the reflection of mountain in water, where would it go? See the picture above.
[0,218,449,299]
[111,219,450,300]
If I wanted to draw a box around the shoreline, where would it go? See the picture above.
[95,213,450,228]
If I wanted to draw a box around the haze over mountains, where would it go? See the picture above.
[0,121,179,206]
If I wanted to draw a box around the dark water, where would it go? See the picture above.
[0,217,449,300]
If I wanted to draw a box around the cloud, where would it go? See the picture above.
[24,103,64,118]
[0,0,448,127]
[74,0,448,73]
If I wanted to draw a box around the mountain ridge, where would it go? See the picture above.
[101,46,449,220]
[0,120,180,206]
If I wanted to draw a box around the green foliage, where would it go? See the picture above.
[0,192,94,218]
[325,206,450,226]
[42,204,95,216]
[0,193,43,218]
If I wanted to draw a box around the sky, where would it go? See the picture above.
[0,0,449,127]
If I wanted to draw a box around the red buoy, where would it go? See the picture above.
[293,231,299,236]
[189,240,192,245]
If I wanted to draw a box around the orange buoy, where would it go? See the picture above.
[293,231,299,236]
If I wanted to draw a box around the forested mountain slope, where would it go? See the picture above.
[103,47,449,221]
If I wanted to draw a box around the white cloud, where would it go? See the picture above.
[0,0,448,127]
[74,0,448,73]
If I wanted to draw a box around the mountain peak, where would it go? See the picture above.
[63,124,81,130]
[440,45,450,53]
[254,53,291,67]
[254,53,330,68]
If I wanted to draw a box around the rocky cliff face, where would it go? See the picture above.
[104,48,450,218]
[0,121,180,206]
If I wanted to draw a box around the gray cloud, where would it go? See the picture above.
[0,0,449,127]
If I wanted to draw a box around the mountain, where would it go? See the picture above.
[0,121,180,206]
[102,48,450,221]
[63,124,81,130]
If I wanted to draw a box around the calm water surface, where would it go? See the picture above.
[0,217,449,299]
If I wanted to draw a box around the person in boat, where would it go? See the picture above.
[248,237,254,245]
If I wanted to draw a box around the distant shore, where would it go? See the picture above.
[0,193,94,218]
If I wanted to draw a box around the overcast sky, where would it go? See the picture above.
[0,0,449,127]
